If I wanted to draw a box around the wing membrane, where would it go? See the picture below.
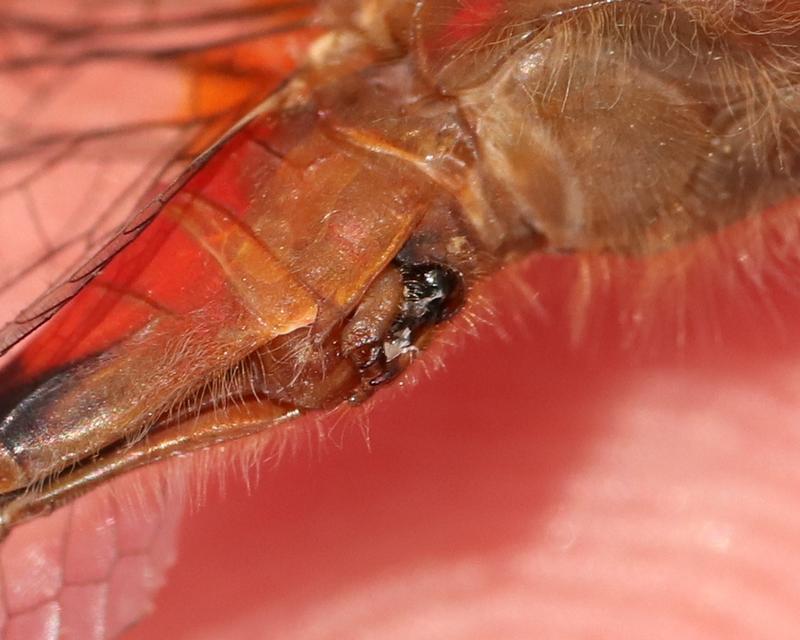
[0,0,318,353]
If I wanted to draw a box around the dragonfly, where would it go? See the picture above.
[0,0,798,541]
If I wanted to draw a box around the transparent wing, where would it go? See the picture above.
[0,0,318,354]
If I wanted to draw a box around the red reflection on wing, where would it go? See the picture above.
[0,0,318,353]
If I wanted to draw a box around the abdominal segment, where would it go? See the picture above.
[1,0,799,531]
[0,32,495,528]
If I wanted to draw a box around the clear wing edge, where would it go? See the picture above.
[0,0,319,356]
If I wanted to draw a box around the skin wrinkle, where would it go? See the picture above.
[0,472,183,639]
[141,358,796,637]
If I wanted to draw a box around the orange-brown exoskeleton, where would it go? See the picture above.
[0,0,798,534]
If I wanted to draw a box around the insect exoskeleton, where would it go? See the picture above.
[0,0,798,534]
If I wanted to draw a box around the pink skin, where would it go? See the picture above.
[6,215,799,639]
[120,248,800,640]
